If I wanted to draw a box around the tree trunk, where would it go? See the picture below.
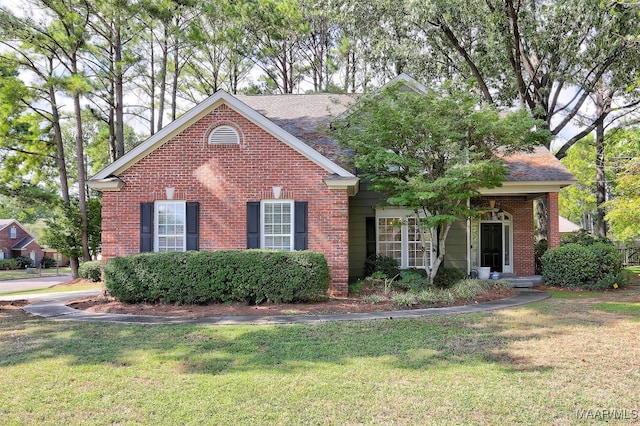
[536,197,549,242]
[595,91,607,238]
[114,10,125,159]
[156,26,168,132]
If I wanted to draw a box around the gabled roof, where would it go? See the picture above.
[11,237,36,250]
[0,219,34,238]
[0,219,18,231]
[89,90,356,189]
[559,216,582,233]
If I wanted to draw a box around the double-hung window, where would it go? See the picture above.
[155,201,186,252]
[9,226,17,239]
[377,209,431,269]
[261,200,294,251]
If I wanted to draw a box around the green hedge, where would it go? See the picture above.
[79,261,102,282]
[104,250,330,304]
[0,258,19,270]
[541,242,624,290]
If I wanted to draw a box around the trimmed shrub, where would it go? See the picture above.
[104,250,330,305]
[363,254,400,279]
[79,261,102,282]
[14,256,34,269]
[41,256,58,268]
[541,242,624,289]
[395,269,429,292]
[0,258,19,270]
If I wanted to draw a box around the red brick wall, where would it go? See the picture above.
[475,196,535,276]
[101,104,350,296]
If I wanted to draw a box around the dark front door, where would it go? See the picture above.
[481,223,502,272]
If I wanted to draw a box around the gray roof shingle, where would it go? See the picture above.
[236,94,575,183]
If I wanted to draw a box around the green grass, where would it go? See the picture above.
[0,283,101,296]
[592,302,640,320]
[0,267,71,281]
[2,287,640,425]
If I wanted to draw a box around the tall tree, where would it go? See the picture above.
[411,0,640,239]
[333,82,550,282]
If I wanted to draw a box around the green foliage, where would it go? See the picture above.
[433,267,466,288]
[333,83,548,282]
[391,292,417,307]
[13,256,34,269]
[40,256,57,268]
[78,261,102,282]
[561,229,609,246]
[0,258,19,270]
[104,250,330,305]
[42,197,101,259]
[364,254,400,279]
[395,269,429,292]
[534,239,548,275]
[541,242,624,290]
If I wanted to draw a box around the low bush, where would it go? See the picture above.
[41,256,58,268]
[104,250,330,305]
[541,242,624,290]
[363,255,400,279]
[79,261,102,282]
[14,256,34,269]
[0,258,19,270]
[433,267,466,288]
[395,269,429,292]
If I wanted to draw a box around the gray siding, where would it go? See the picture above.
[443,219,468,272]
[348,186,385,280]
[348,187,470,279]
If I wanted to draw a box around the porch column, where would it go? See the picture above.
[547,192,560,249]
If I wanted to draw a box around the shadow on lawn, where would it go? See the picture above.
[0,308,571,376]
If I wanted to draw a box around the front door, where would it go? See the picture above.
[481,223,502,272]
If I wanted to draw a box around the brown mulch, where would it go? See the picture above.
[67,287,516,318]
[0,278,516,317]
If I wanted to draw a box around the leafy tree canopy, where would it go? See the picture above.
[332,82,550,280]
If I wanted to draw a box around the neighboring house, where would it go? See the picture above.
[559,216,583,236]
[88,74,575,296]
[0,219,44,265]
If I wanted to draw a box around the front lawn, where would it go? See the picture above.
[1,286,639,424]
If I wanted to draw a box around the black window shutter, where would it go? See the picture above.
[247,202,260,249]
[186,202,199,251]
[294,201,308,250]
[140,202,154,252]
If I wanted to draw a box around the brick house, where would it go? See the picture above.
[88,75,574,296]
[0,219,44,265]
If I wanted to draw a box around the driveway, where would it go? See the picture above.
[0,274,73,294]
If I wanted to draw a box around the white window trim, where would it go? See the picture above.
[261,199,294,251]
[376,208,432,269]
[154,200,187,252]
[9,226,17,239]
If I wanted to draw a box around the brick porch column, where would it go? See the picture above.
[547,192,560,249]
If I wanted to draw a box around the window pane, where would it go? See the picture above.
[156,201,186,252]
[263,201,293,251]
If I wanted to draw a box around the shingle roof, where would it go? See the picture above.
[501,146,575,182]
[11,237,35,250]
[0,219,17,231]
[235,94,355,167]
[237,94,575,184]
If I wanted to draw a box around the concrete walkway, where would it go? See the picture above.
[13,289,549,326]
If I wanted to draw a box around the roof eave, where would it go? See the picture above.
[480,180,576,195]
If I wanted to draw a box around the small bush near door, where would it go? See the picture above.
[104,250,330,305]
